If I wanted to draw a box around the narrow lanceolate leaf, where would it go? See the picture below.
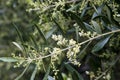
[105,4,113,23]
[78,41,92,61]
[30,35,39,52]
[30,65,38,80]
[0,57,18,62]
[13,23,26,53]
[34,24,47,42]
[92,4,104,19]
[12,42,23,51]
[15,64,30,80]
[57,71,64,80]
[66,2,80,12]
[84,22,94,32]
[52,18,64,34]
[80,6,91,19]
[45,26,57,39]
[92,20,102,34]
[48,76,55,80]
[64,63,84,80]
[12,23,24,43]
[92,35,111,53]
[105,4,120,26]
[69,12,86,30]
[43,65,50,80]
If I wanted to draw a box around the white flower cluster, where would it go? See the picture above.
[52,34,81,66]
[51,47,62,62]
[52,34,68,46]
[79,29,97,38]
[69,39,76,45]
[67,44,81,66]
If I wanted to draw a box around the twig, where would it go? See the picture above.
[79,29,120,45]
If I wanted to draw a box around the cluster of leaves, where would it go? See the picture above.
[0,0,120,80]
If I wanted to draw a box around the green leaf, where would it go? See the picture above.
[52,18,65,34]
[92,4,104,19]
[64,63,84,80]
[12,23,24,43]
[105,4,120,26]
[48,76,55,80]
[92,35,111,53]
[64,63,74,73]
[61,73,67,80]
[43,65,50,80]
[84,22,94,32]
[105,4,113,23]
[45,26,57,39]
[66,2,80,12]
[92,20,102,34]
[57,71,64,80]
[78,41,92,61]
[0,57,18,62]
[106,25,119,31]
[12,42,23,51]
[12,23,27,53]
[101,15,111,24]
[30,65,38,80]
[34,24,47,42]
[69,12,86,30]
[30,35,39,52]
[15,64,30,80]
[80,7,91,19]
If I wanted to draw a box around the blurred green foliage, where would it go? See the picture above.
[0,0,34,80]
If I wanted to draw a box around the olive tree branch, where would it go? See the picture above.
[28,29,120,61]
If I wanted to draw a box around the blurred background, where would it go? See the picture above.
[0,0,34,79]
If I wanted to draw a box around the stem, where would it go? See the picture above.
[80,29,120,45]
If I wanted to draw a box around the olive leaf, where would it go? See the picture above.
[92,35,111,53]
[0,57,18,62]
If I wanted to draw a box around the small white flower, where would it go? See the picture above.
[57,35,63,41]
[66,49,73,58]
[71,51,74,56]
[69,39,76,45]
[73,45,80,53]
[79,30,84,37]
[79,32,83,36]
[85,71,90,75]
[52,34,58,41]
[87,31,91,35]
[117,14,120,17]
[91,32,97,38]
[73,23,78,27]
[44,47,49,51]
[57,41,63,46]
[62,38,68,45]
[52,47,61,54]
